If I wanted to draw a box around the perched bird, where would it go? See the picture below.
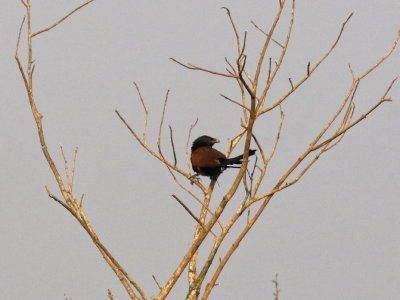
[191,135,256,180]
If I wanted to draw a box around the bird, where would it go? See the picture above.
[191,135,256,180]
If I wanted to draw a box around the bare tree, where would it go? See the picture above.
[15,0,399,299]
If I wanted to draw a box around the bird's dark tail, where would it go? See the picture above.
[220,149,256,167]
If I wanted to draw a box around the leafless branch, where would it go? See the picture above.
[224,57,237,76]
[107,289,114,300]
[169,125,177,166]
[272,274,280,300]
[267,57,272,83]
[186,118,198,175]
[164,164,215,219]
[70,147,78,192]
[157,90,170,158]
[80,193,85,207]
[357,30,400,81]
[133,82,149,144]
[32,0,95,37]
[250,20,285,48]
[348,63,355,80]
[220,93,250,111]
[221,7,241,55]
[172,194,214,238]
[45,186,71,212]
[170,58,237,78]
[152,275,162,291]
[15,16,25,56]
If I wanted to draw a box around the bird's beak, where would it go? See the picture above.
[213,138,220,144]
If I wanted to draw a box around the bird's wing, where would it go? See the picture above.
[191,147,226,167]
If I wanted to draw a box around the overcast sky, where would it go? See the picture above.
[1,1,399,299]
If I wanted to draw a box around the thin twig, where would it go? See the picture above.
[170,58,237,78]
[225,57,237,76]
[186,118,198,175]
[220,94,250,111]
[272,274,280,300]
[172,194,209,235]
[80,193,85,207]
[45,186,70,212]
[348,63,355,80]
[357,30,400,81]
[221,7,241,55]
[59,145,71,190]
[133,82,148,144]
[15,16,26,55]
[70,147,78,192]
[250,20,285,48]
[152,275,162,290]
[267,57,272,83]
[15,17,29,92]
[107,289,114,300]
[166,166,218,225]
[32,0,95,37]
[239,31,248,59]
[157,90,170,158]
[168,125,177,166]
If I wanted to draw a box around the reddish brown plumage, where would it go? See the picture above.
[191,147,226,168]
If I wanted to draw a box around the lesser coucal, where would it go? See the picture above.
[191,135,256,180]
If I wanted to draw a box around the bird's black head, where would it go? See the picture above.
[191,135,220,151]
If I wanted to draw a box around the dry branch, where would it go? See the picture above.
[32,0,95,37]
[250,20,285,48]
[15,1,146,299]
[170,58,237,78]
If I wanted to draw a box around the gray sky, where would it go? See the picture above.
[1,1,399,299]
